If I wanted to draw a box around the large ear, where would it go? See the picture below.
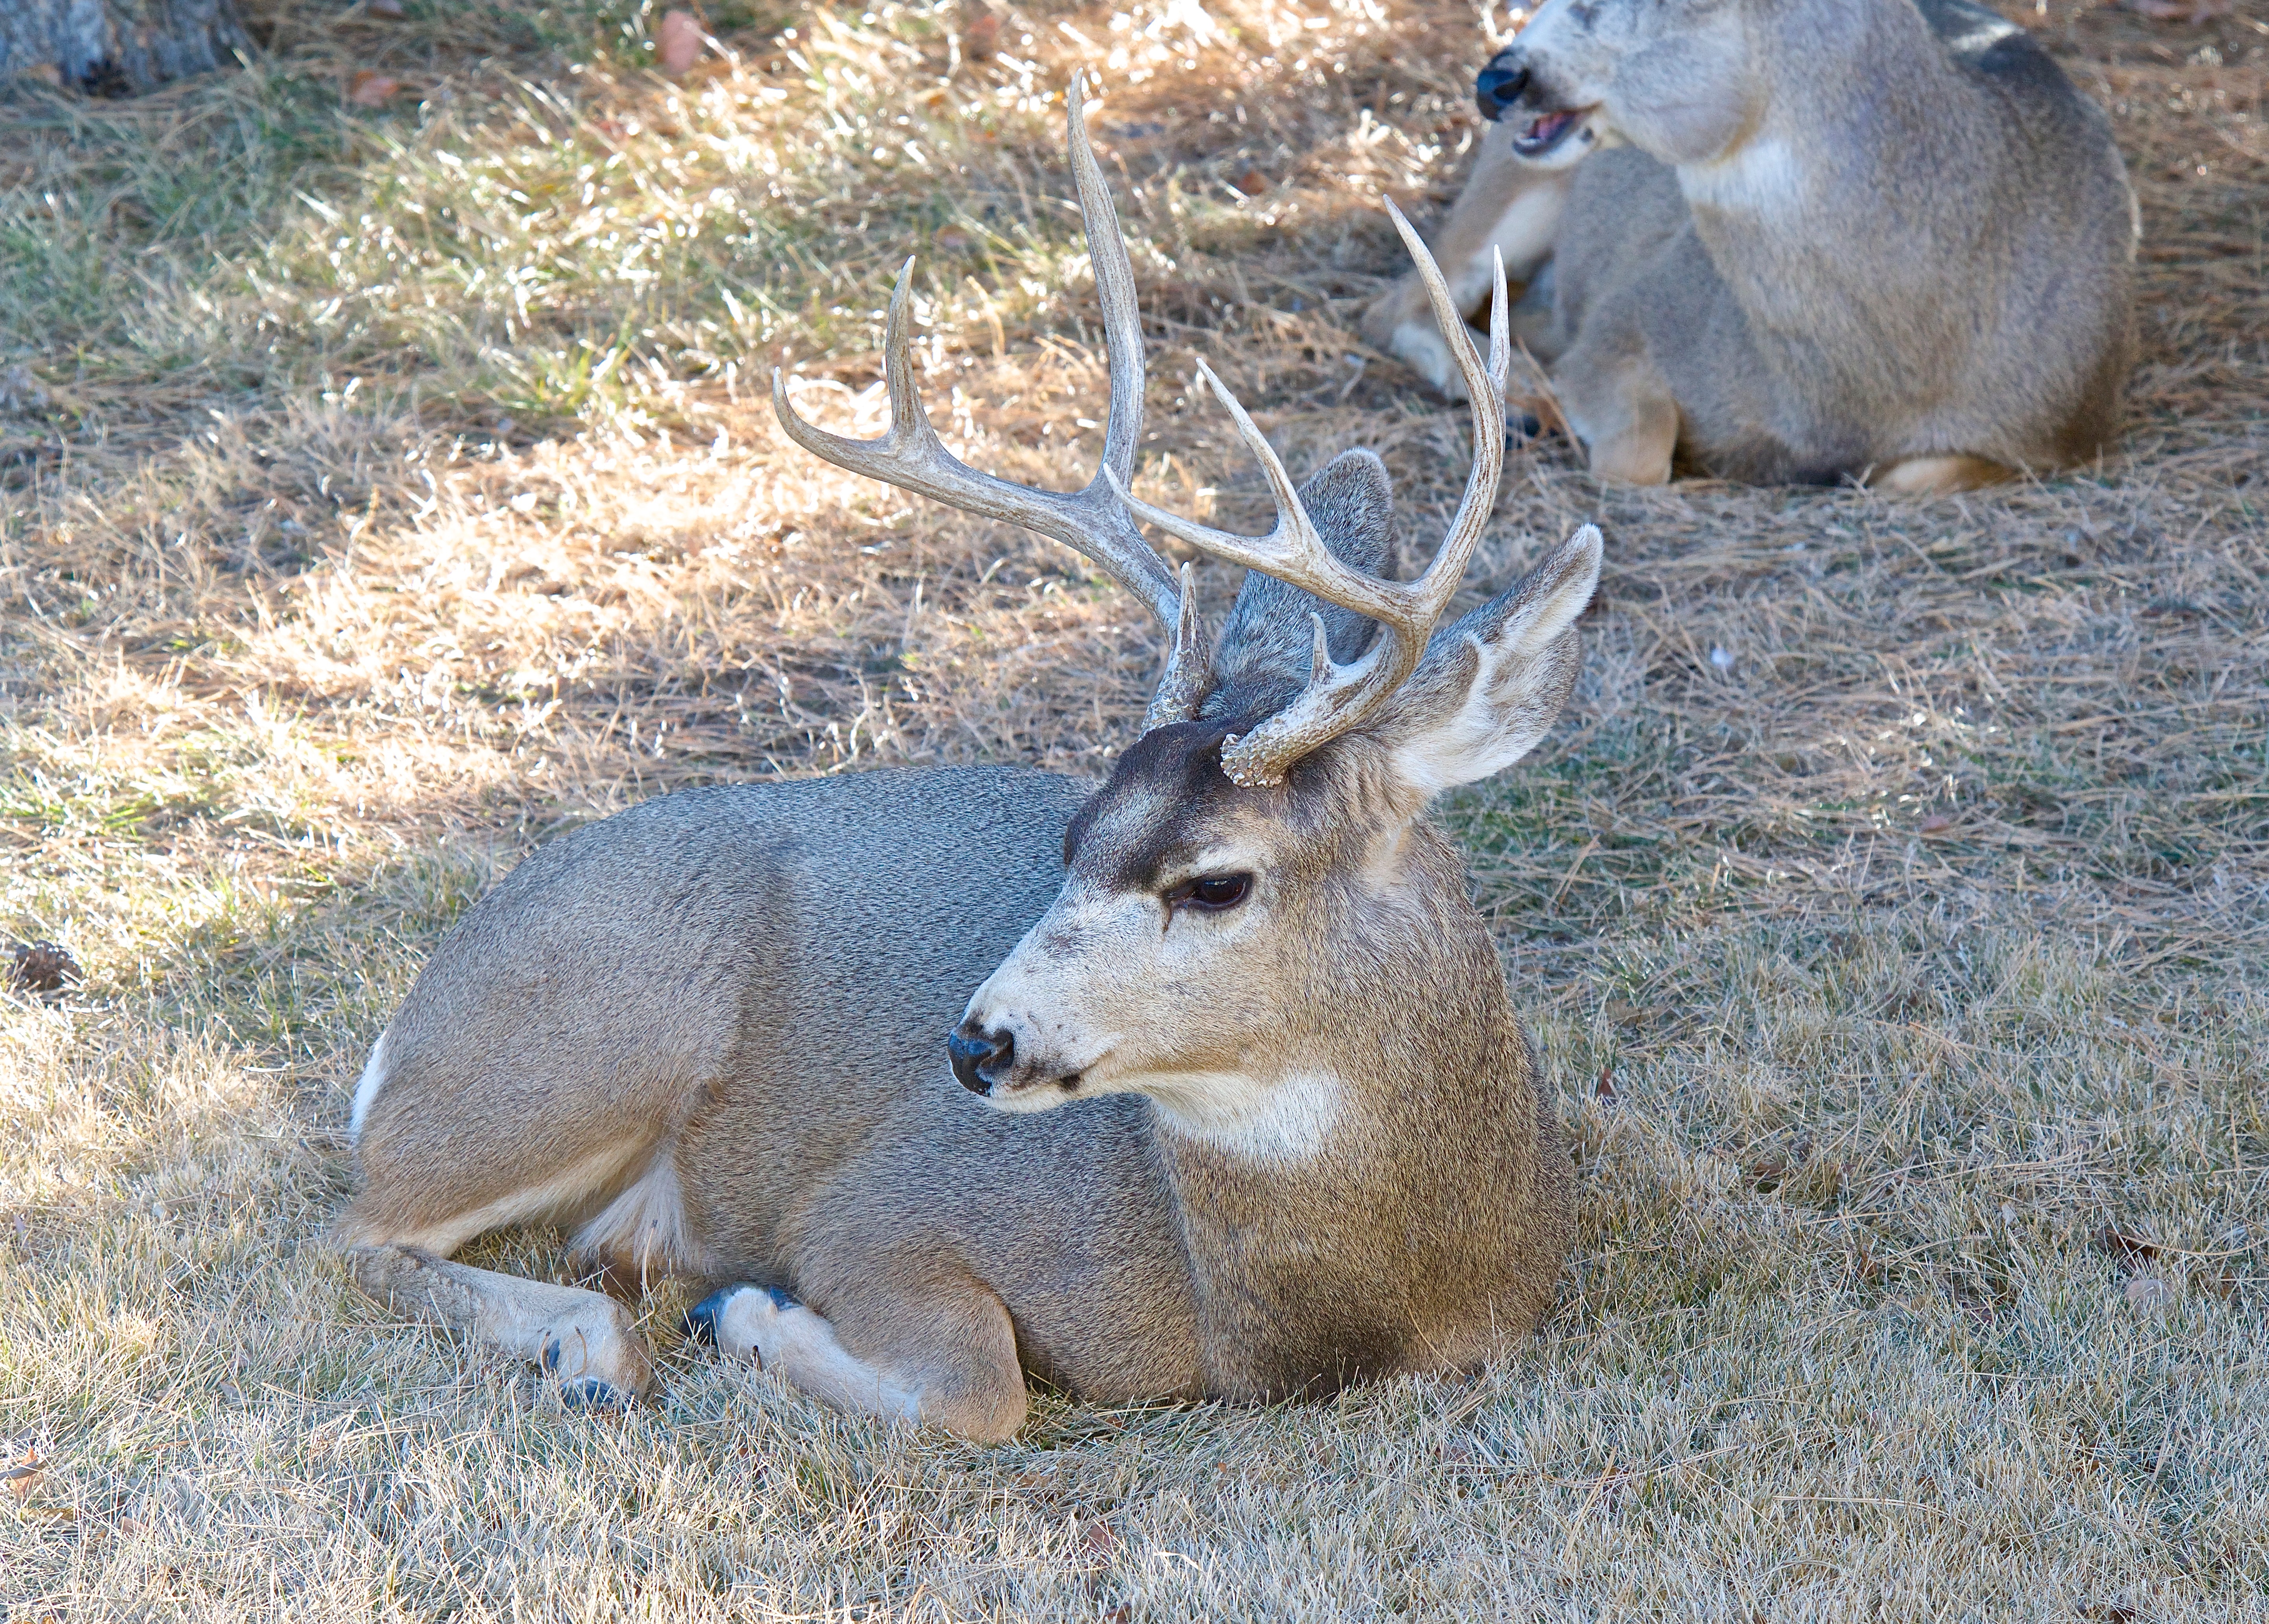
[1202,449,1398,717]
[1369,525,1602,800]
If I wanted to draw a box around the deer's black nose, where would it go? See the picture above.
[1475,60,1530,122]
[948,1025,1014,1094]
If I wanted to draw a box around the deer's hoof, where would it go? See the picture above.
[685,1284,796,1347]
[559,1378,627,1409]
[683,1289,729,1344]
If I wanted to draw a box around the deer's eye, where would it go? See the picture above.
[1166,873,1252,912]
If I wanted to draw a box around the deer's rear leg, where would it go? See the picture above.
[351,1244,656,1405]
[685,1278,1026,1443]
[1555,347,1680,487]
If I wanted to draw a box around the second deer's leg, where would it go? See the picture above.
[1554,346,1681,486]
[1360,130,1575,398]
[351,1243,656,1404]
[1870,454,2011,496]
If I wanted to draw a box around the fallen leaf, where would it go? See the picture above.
[1082,1521,1119,1557]
[657,11,704,75]
[4,1450,42,1502]
[2124,1275,2172,1312]
[367,0,404,15]
[1918,812,1954,835]
[346,71,399,108]
[1595,1065,1616,1101]
[1234,169,1271,196]
[2097,1226,2162,1265]
[964,13,999,61]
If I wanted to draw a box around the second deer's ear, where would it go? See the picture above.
[1369,525,1602,801]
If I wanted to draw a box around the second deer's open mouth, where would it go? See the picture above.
[1513,108,1585,158]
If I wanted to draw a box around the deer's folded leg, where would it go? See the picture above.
[351,1244,655,1406]
[686,1279,1027,1443]
[1556,349,1679,487]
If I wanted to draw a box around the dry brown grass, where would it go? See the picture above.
[2,0,2265,1617]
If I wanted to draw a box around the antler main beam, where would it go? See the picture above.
[771,79,1209,731]
[1110,202,1513,785]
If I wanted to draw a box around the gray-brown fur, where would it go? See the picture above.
[1361,0,2137,492]
[342,103,1597,1441]
[342,461,1595,1439]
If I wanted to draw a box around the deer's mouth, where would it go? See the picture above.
[1512,107,1588,158]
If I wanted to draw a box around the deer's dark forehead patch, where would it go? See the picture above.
[1064,723,1251,891]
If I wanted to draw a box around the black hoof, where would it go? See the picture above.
[540,1336,562,1373]
[683,1284,799,1346]
[560,1378,624,1409]
[683,1288,734,1345]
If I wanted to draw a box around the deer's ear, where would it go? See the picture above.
[1370,526,1602,800]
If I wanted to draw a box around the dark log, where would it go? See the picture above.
[0,0,250,96]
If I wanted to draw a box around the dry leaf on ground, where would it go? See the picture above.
[346,70,399,106]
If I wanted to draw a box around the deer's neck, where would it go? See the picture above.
[1676,0,1984,302]
[1145,1006,1557,1397]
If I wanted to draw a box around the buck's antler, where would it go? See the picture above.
[1107,204,1512,785]
[771,80,1207,730]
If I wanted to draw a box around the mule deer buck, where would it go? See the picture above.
[1360,0,2137,494]
[340,87,1598,1441]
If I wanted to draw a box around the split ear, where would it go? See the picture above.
[1203,450,1398,717]
[1367,525,1603,801]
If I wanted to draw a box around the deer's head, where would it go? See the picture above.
[776,86,1599,1148]
[1477,0,1760,167]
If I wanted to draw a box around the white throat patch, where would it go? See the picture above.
[1680,134,1807,218]
[1147,1070,1350,1163]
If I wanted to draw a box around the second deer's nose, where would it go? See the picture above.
[1475,61,1530,122]
[948,1025,1014,1094]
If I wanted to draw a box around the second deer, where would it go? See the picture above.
[339,88,1598,1440]
[1362,0,2137,494]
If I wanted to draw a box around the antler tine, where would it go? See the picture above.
[772,78,1209,727]
[1106,215,1511,786]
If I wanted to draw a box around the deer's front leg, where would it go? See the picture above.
[1361,128,1575,398]
[351,1244,655,1406]
[685,1279,1027,1443]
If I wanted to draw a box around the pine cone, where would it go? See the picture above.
[7,941,82,995]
